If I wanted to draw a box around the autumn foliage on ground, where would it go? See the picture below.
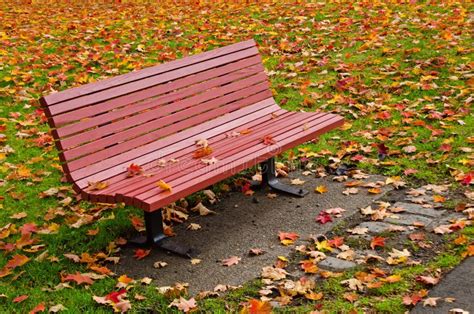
[0,0,473,312]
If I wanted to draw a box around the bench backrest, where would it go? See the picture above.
[40,39,273,182]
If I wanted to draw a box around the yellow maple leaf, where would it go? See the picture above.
[315,185,328,194]
[156,180,172,192]
[316,240,333,252]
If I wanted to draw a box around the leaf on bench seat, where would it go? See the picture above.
[201,157,219,165]
[156,180,172,192]
[262,135,276,145]
[195,138,209,148]
[193,146,213,159]
[126,163,143,177]
[88,181,109,191]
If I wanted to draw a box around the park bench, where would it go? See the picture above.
[40,39,344,257]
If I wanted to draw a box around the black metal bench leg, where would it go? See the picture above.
[129,210,199,259]
[258,157,309,197]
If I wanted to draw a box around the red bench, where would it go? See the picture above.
[40,39,343,257]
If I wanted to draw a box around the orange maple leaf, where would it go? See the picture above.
[193,146,213,158]
[5,254,29,269]
[62,272,94,285]
[245,299,272,314]
[278,231,299,242]
[370,236,385,250]
[300,260,318,273]
[13,295,29,303]
[30,302,46,314]
[262,135,276,145]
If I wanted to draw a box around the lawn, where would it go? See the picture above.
[0,1,472,312]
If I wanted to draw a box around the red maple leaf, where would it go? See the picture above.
[134,248,151,260]
[127,163,143,177]
[461,172,473,186]
[105,289,127,303]
[377,143,389,156]
[402,293,423,306]
[316,211,332,224]
[439,144,452,152]
[19,223,37,235]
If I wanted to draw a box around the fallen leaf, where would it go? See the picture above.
[423,297,440,307]
[29,302,46,314]
[342,187,359,195]
[278,231,299,245]
[201,157,219,165]
[195,138,209,148]
[187,223,201,230]
[193,146,213,158]
[348,227,369,235]
[169,297,197,313]
[127,163,142,177]
[221,256,241,267]
[62,272,94,285]
[153,261,168,269]
[262,135,276,145]
[49,304,67,312]
[243,299,272,314]
[13,295,29,303]
[63,253,80,263]
[433,225,453,234]
[156,180,172,192]
[316,211,332,224]
[341,278,364,291]
[261,266,288,280]
[88,181,109,191]
[134,249,151,260]
[190,202,215,216]
[314,185,328,194]
[249,248,265,256]
[291,178,305,185]
[5,254,29,270]
[416,275,440,285]
[370,236,385,250]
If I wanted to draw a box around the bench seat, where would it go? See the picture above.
[84,100,342,211]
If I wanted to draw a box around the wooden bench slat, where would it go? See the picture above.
[72,95,275,186]
[87,109,294,202]
[52,56,263,128]
[126,112,329,204]
[43,40,256,106]
[46,46,259,117]
[59,72,269,152]
[138,114,344,211]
